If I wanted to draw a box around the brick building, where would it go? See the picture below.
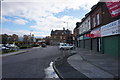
[74,1,120,56]
[50,28,72,45]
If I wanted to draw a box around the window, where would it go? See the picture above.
[60,36,62,39]
[88,20,89,27]
[54,36,56,39]
[93,17,96,27]
[97,14,100,25]
[64,36,66,39]
[88,20,90,29]
[82,25,84,32]
[85,22,87,31]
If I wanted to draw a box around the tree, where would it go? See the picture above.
[45,36,50,45]
[1,34,8,44]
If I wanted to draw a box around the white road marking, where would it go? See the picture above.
[44,62,59,78]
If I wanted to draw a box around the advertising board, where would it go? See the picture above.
[90,28,101,38]
[101,19,120,37]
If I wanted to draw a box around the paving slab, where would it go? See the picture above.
[68,54,114,78]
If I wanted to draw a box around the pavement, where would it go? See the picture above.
[53,48,120,80]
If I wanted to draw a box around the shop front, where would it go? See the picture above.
[84,34,91,50]
[90,28,101,52]
[101,19,120,56]
[77,36,84,48]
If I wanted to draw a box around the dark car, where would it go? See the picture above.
[41,43,47,47]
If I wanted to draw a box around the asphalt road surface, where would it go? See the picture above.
[2,46,62,78]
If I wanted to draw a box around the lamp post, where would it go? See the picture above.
[64,22,68,29]
[30,30,33,45]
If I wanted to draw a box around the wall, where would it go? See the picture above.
[90,3,102,30]
[79,16,90,34]
[102,3,120,26]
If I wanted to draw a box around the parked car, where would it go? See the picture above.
[6,44,18,48]
[59,43,75,50]
[0,44,10,50]
[41,43,47,47]
[5,44,19,50]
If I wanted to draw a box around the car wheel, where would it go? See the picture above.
[71,47,73,50]
[60,48,64,50]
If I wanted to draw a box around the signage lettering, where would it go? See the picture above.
[90,28,101,38]
[101,19,120,37]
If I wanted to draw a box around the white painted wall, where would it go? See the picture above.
[79,16,90,35]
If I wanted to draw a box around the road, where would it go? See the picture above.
[2,46,62,78]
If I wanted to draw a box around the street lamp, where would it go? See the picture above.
[64,22,68,29]
[30,30,33,45]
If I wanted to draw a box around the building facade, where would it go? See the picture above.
[74,1,120,56]
[73,22,81,47]
[50,28,72,45]
[79,13,91,49]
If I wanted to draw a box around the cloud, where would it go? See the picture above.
[2,0,99,18]
[2,0,99,36]
[30,15,80,32]
[2,28,49,38]
[2,28,30,36]
[12,19,28,25]
[2,16,28,25]
[2,17,11,22]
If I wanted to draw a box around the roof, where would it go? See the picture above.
[51,29,71,35]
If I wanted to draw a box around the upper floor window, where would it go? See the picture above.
[87,20,90,30]
[97,14,100,25]
[54,36,56,39]
[60,36,62,39]
[88,20,89,28]
[85,22,87,31]
[64,36,66,39]
[93,17,96,27]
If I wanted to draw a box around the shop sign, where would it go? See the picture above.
[77,36,83,40]
[106,1,120,17]
[90,28,101,38]
[86,34,90,37]
[101,19,120,37]
[79,36,83,40]
[84,34,90,39]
